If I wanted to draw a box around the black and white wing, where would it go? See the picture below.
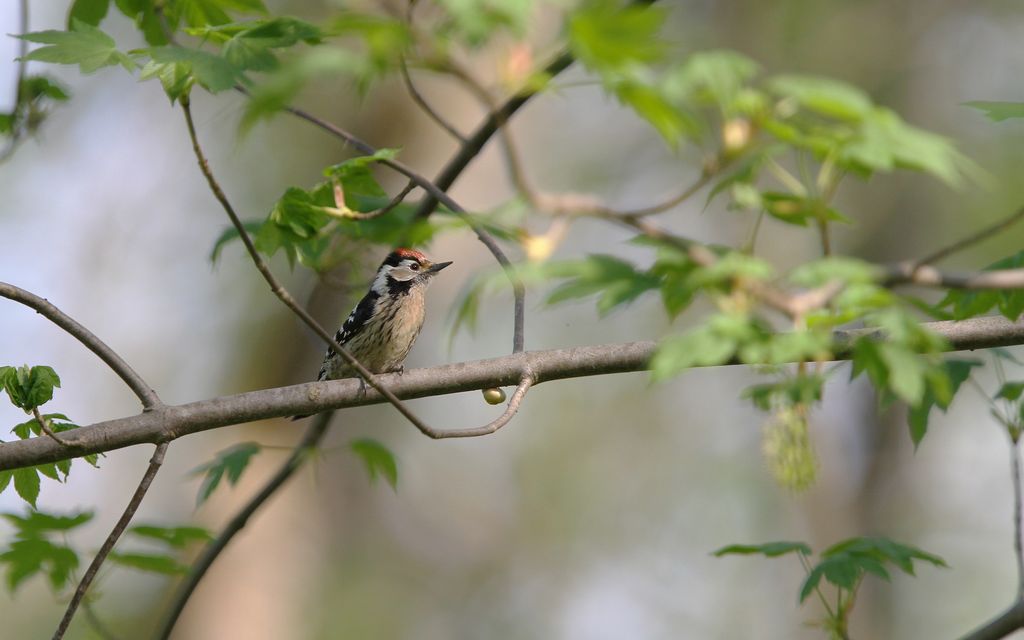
[316,290,380,381]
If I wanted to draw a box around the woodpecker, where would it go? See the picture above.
[294,248,452,419]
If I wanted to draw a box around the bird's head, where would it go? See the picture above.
[372,248,452,294]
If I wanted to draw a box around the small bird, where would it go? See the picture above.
[294,248,452,418]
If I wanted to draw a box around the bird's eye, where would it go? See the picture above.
[410,263,420,271]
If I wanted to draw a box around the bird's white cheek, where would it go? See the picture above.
[389,266,418,281]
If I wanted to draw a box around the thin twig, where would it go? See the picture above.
[443,59,535,202]
[155,413,332,640]
[0,281,162,410]
[610,167,718,218]
[0,0,30,164]
[431,373,534,438]
[53,442,169,640]
[400,60,467,143]
[410,48,576,220]
[331,178,417,221]
[32,406,67,446]
[912,206,1024,269]
[1013,439,1024,601]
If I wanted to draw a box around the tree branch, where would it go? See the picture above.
[53,442,168,640]
[155,414,331,640]
[2,316,1022,472]
[0,281,162,410]
[400,59,467,144]
[959,600,1024,640]
[884,265,1024,290]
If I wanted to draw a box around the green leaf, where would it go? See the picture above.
[434,0,532,45]
[20,76,71,102]
[877,343,927,406]
[68,0,111,27]
[997,382,1024,402]
[940,250,1024,321]
[147,45,244,93]
[907,359,982,447]
[349,438,398,490]
[226,23,315,70]
[713,541,811,558]
[569,1,669,72]
[789,257,884,287]
[0,471,10,494]
[174,0,268,30]
[3,510,93,534]
[209,220,264,263]
[192,442,261,506]
[129,525,213,548]
[0,538,79,591]
[613,80,698,145]
[651,325,737,381]
[324,148,401,200]
[19,20,134,73]
[138,59,193,103]
[662,49,760,114]
[799,563,826,603]
[2,365,61,411]
[545,255,661,316]
[12,468,40,508]
[768,75,872,121]
[743,375,825,411]
[966,101,1024,122]
[108,552,188,575]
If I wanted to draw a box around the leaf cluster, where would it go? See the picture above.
[715,536,946,635]
[0,510,92,592]
[0,366,99,508]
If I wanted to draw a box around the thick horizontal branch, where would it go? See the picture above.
[1,317,1022,472]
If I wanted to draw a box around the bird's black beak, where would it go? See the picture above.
[426,261,453,274]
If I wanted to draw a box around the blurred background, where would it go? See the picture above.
[2,0,1024,638]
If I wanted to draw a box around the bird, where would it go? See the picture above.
[294,248,452,419]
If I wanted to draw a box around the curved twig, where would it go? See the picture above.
[912,205,1024,270]
[431,373,534,438]
[608,167,717,218]
[53,442,168,640]
[329,178,417,221]
[155,414,331,640]
[0,281,162,410]
[400,59,467,144]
